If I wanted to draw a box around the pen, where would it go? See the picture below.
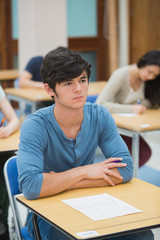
[112,160,121,163]
[137,99,141,104]
[0,117,6,127]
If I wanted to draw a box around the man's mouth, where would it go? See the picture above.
[73,96,83,100]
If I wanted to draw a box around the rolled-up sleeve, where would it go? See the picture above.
[17,118,45,200]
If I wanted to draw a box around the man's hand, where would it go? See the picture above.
[82,158,126,186]
[40,158,126,198]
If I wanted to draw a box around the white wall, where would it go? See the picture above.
[118,0,129,67]
[18,0,67,72]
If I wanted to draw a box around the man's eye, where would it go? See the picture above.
[81,79,87,83]
[64,82,71,86]
[148,70,153,74]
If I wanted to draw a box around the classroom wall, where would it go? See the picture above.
[18,0,67,72]
[7,0,160,76]
[67,0,97,37]
[129,0,160,63]
[118,0,129,67]
[11,0,18,40]
[14,0,129,76]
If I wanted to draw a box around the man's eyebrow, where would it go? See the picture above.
[80,75,88,79]
[63,78,72,83]
[63,75,88,82]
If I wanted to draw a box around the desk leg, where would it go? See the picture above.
[19,101,26,118]
[118,128,140,177]
[32,214,41,240]
[31,102,37,113]
[132,133,139,177]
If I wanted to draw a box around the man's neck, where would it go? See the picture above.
[54,106,83,128]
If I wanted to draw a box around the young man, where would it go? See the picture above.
[17,47,153,240]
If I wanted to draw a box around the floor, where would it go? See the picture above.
[8,130,160,239]
[140,131,160,240]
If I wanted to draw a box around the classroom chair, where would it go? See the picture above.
[86,94,98,103]
[3,156,33,240]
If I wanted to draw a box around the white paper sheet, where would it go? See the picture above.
[76,231,98,238]
[115,113,137,117]
[140,124,150,128]
[62,193,142,221]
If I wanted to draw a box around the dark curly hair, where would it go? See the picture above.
[40,47,91,93]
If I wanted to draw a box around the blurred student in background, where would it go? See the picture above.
[19,56,44,88]
[0,86,20,138]
[96,50,160,167]
[0,85,20,240]
[18,56,53,112]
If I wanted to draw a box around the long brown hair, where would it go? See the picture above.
[137,50,160,108]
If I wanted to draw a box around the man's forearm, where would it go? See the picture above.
[68,168,123,189]
[39,167,123,198]
[39,166,86,198]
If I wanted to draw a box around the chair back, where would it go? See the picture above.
[86,94,98,103]
[3,156,32,240]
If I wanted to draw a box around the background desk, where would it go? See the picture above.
[5,87,53,116]
[17,178,160,240]
[112,109,160,176]
[0,69,19,85]
[88,81,106,95]
[0,129,20,153]
[5,81,107,116]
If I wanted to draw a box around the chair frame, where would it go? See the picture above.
[3,156,31,240]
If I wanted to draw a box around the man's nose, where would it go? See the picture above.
[148,74,154,80]
[74,82,82,91]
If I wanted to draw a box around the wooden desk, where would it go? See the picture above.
[0,69,19,82]
[17,178,160,240]
[5,81,107,116]
[5,87,53,116]
[0,129,20,153]
[112,109,160,176]
[88,81,106,95]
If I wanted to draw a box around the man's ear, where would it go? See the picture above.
[44,83,55,97]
